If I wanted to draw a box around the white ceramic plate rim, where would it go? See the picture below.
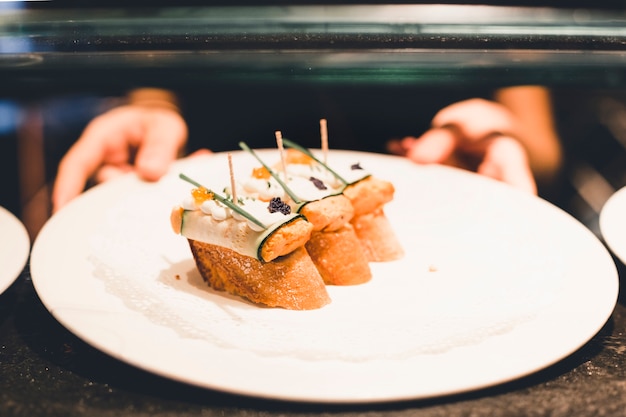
[0,206,30,295]
[31,151,618,403]
[600,185,626,265]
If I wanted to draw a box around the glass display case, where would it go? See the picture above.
[1,2,626,232]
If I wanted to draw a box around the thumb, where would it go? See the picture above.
[478,136,537,194]
[406,127,457,164]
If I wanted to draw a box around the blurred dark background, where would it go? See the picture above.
[2,1,626,240]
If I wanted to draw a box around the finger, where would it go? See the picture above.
[51,129,111,212]
[386,139,404,156]
[386,137,414,156]
[134,111,187,181]
[187,148,212,158]
[406,128,457,164]
[478,136,537,194]
[52,160,85,213]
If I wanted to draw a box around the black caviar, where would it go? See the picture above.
[268,197,291,215]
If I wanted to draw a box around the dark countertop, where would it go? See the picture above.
[1,260,625,417]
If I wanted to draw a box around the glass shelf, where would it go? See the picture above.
[1,4,626,88]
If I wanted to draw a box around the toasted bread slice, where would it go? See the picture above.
[188,240,330,310]
[343,176,403,262]
[305,224,372,285]
[298,194,354,232]
[351,208,404,262]
[299,195,371,285]
[343,176,395,216]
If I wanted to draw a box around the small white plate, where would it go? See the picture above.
[600,185,626,264]
[0,206,30,295]
[31,151,618,403]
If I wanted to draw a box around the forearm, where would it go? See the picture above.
[493,86,562,185]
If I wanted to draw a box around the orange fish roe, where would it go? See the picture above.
[284,148,314,165]
[252,166,271,180]
[191,187,214,205]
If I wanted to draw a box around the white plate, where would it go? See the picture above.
[0,205,30,295]
[600,185,626,265]
[31,151,618,403]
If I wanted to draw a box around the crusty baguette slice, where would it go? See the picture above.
[188,240,331,310]
[304,224,372,285]
[298,194,354,232]
[299,195,371,285]
[351,208,404,262]
[342,176,395,216]
[343,176,404,262]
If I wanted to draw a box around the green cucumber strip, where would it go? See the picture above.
[181,209,305,262]
[256,214,306,262]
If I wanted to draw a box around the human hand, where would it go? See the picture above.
[52,104,188,212]
[388,98,537,194]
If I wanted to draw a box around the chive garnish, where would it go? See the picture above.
[179,173,267,230]
[238,141,303,204]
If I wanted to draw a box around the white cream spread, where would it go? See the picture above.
[181,194,289,232]
[241,161,370,205]
[329,162,371,186]
[242,178,287,202]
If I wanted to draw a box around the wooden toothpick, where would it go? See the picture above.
[228,152,237,204]
[320,118,328,164]
[275,130,288,180]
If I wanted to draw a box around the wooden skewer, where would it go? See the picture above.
[275,130,288,180]
[228,152,237,204]
[320,118,328,164]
